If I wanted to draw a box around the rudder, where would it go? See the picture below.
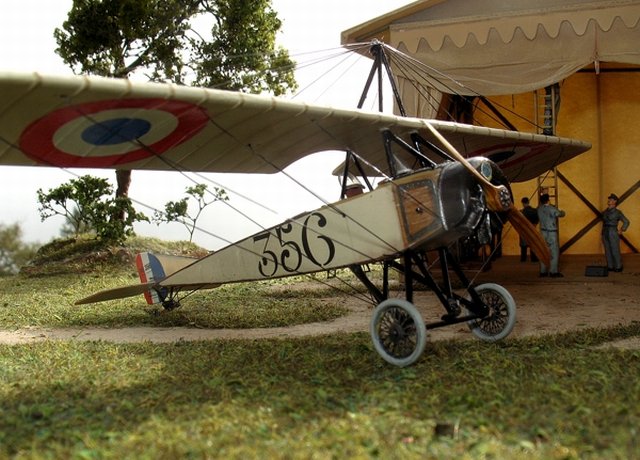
[135,252,168,304]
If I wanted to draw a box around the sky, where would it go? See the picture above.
[0,0,416,250]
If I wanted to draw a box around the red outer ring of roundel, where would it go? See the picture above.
[19,98,209,168]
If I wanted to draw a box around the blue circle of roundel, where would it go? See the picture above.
[81,118,152,146]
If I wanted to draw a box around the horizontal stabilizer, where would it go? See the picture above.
[76,253,211,305]
[75,282,156,305]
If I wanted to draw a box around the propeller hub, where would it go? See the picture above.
[496,185,512,211]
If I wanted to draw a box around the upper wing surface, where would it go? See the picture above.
[0,72,590,181]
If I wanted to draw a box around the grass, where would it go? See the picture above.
[1,236,351,329]
[0,271,349,329]
[1,326,639,459]
[1,237,639,458]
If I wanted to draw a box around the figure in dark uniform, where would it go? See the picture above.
[519,197,539,262]
[537,193,565,277]
[602,193,630,272]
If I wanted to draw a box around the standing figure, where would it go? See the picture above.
[537,193,565,277]
[602,193,630,272]
[519,197,539,262]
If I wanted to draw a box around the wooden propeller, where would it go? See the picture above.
[424,122,551,267]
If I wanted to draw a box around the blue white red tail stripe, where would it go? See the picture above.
[135,252,167,305]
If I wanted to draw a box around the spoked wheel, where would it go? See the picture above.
[465,283,516,342]
[370,299,427,367]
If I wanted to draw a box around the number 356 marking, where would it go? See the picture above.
[253,212,336,277]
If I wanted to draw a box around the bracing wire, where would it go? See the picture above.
[379,43,544,131]
[3,39,547,308]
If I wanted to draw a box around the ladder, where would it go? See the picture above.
[534,84,560,206]
[537,169,558,207]
[534,84,559,135]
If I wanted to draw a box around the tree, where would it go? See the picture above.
[54,0,199,81]
[153,184,228,242]
[55,0,201,221]
[37,175,148,244]
[60,206,95,238]
[0,223,38,275]
[54,0,297,216]
[192,0,297,95]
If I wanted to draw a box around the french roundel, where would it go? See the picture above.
[19,98,209,168]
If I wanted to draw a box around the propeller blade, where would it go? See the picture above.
[506,206,551,267]
[424,122,511,211]
[424,122,551,267]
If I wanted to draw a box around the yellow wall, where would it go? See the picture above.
[475,67,639,256]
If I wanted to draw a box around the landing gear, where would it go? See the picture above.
[465,283,516,342]
[370,299,427,368]
[366,249,517,367]
[161,299,181,311]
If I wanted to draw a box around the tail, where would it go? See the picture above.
[75,252,202,305]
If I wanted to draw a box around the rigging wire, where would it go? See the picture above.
[79,101,408,304]
[3,40,541,309]
[178,46,463,288]
[200,109,403,260]
[175,44,480,302]
[290,46,369,101]
[379,43,544,131]
[194,42,554,300]
[300,52,367,104]
[0,78,406,308]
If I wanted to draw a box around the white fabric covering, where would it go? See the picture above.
[343,0,640,96]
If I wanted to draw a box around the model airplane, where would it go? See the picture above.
[0,71,590,366]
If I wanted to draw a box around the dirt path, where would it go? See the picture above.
[2,255,639,348]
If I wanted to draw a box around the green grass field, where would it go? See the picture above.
[1,238,639,458]
[2,326,639,459]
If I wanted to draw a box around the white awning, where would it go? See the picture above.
[343,0,640,95]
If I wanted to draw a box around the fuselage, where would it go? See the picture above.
[160,160,491,287]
